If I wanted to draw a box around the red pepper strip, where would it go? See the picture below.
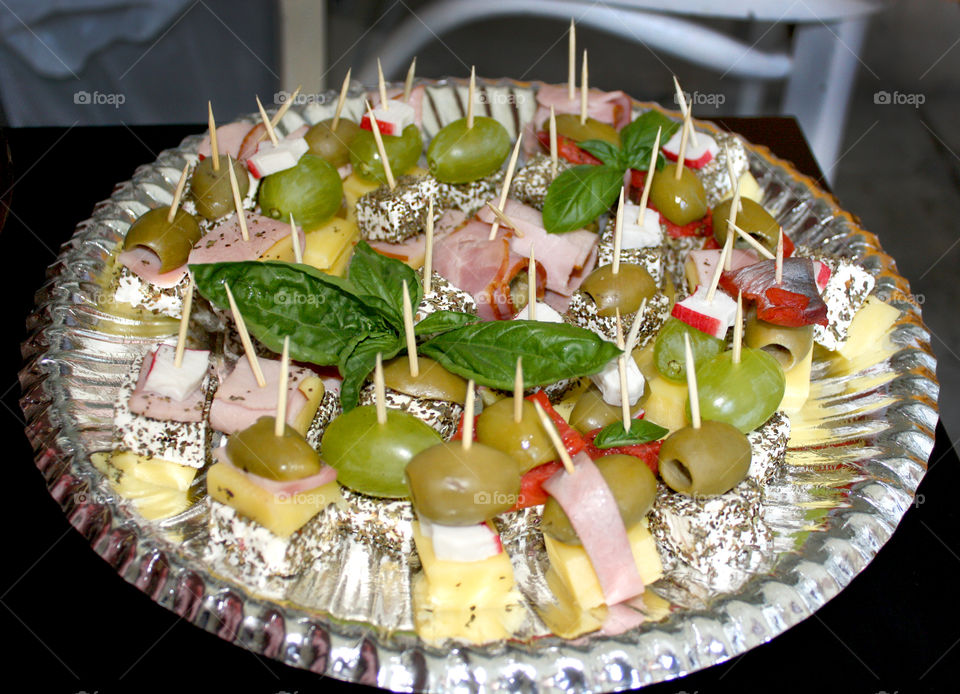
[535,131,603,166]
[583,428,661,475]
[701,236,721,250]
[629,169,647,190]
[525,390,587,455]
[511,461,565,510]
[781,232,795,258]
[645,202,713,238]
[450,412,479,442]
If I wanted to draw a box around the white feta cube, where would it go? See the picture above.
[143,344,209,401]
[591,354,645,407]
[619,201,664,248]
[514,301,564,323]
[361,101,416,136]
[418,518,502,562]
[247,136,309,178]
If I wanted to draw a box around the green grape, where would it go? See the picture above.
[258,154,342,230]
[320,405,441,498]
[427,116,511,183]
[689,348,785,432]
[654,317,725,382]
[349,124,423,183]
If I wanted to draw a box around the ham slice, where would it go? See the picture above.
[524,83,632,154]
[214,448,337,495]
[477,200,598,296]
[720,257,829,327]
[188,211,305,265]
[209,357,317,434]
[369,235,427,266]
[687,248,759,291]
[542,452,646,605]
[118,246,187,288]
[197,122,255,160]
[129,346,208,423]
[600,603,646,636]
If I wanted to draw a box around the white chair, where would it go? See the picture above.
[354,0,892,183]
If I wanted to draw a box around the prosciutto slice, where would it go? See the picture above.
[719,257,829,327]
[214,448,337,495]
[524,83,632,153]
[197,121,256,160]
[542,452,646,605]
[687,247,759,290]
[129,346,207,423]
[477,200,598,296]
[118,246,187,288]
[188,211,305,265]
[433,218,546,320]
[209,357,318,434]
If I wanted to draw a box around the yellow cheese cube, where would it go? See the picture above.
[259,234,298,263]
[779,344,813,412]
[106,450,197,491]
[206,462,340,538]
[92,451,196,521]
[544,520,663,611]
[303,218,359,272]
[836,296,901,361]
[643,376,689,432]
[720,171,762,203]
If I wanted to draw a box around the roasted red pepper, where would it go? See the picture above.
[536,131,603,166]
[525,391,586,456]
[583,428,661,475]
[511,461,565,510]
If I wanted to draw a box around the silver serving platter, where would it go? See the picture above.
[19,78,938,691]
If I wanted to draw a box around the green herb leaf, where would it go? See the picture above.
[577,139,621,167]
[413,310,481,336]
[339,332,403,411]
[619,110,680,162]
[190,260,390,366]
[420,320,621,389]
[593,419,669,449]
[347,240,422,329]
[542,164,624,233]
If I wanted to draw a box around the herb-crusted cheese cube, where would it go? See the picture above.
[356,175,441,243]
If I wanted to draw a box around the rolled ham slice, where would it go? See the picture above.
[214,447,337,495]
[129,345,208,423]
[118,246,187,288]
[542,451,646,606]
[188,211,305,265]
[524,83,632,154]
[197,122,255,160]
[209,357,317,435]
[600,603,646,636]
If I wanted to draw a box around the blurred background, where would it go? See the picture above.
[0,0,957,438]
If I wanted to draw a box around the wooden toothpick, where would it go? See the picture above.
[637,126,661,226]
[423,196,434,294]
[568,18,576,101]
[271,85,301,129]
[612,186,625,275]
[289,213,302,264]
[721,214,735,274]
[580,49,588,125]
[724,178,743,271]
[462,380,476,451]
[332,68,351,131]
[207,102,220,172]
[224,282,265,387]
[672,75,698,146]
[549,105,559,177]
[684,332,701,429]
[274,336,290,437]
[528,244,537,321]
[625,298,647,355]
[485,202,521,235]
[377,58,389,110]
[723,142,741,211]
[674,112,691,181]
[467,66,476,129]
[402,279,419,378]
[365,100,395,189]
[730,221,775,259]
[533,400,575,474]
[167,163,190,223]
[706,227,731,304]
[374,352,387,424]
[404,57,417,101]
[514,357,524,424]
[616,309,630,431]
[732,291,743,365]
[256,95,280,146]
[775,227,784,285]
[488,133,523,240]
[174,274,194,368]
[227,156,249,242]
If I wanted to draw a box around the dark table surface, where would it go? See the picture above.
[0,119,956,694]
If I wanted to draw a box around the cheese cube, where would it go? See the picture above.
[643,375,688,432]
[590,355,645,406]
[247,137,309,178]
[303,218,360,272]
[417,518,502,562]
[779,344,813,412]
[514,301,564,323]
[618,201,664,248]
[836,296,899,360]
[143,345,208,401]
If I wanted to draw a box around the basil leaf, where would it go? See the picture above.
[414,310,481,336]
[542,164,624,233]
[339,332,403,411]
[191,261,390,366]
[577,139,621,167]
[593,419,669,449]
[420,321,621,389]
[620,111,680,161]
[348,240,422,329]
[621,149,668,173]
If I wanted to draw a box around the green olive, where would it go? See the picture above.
[476,399,555,472]
[568,384,646,435]
[190,154,249,220]
[123,207,202,273]
[580,263,657,317]
[712,197,779,252]
[305,118,362,168]
[406,441,522,525]
[350,124,423,183]
[258,154,343,230]
[541,454,657,545]
[382,356,469,403]
[548,113,620,146]
[509,272,531,312]
[658,420,751,496]
[427,116,511,184]
[744,311,814,371]
[225,416,322,481]
[649,162,708,226]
